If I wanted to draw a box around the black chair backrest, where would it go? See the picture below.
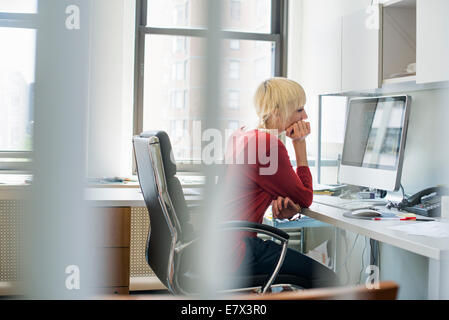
[133,131,194,292]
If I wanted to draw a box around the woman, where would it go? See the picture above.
[223,77,339,289]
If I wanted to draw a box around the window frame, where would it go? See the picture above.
[133,0,289,173]
[0,8,38,172]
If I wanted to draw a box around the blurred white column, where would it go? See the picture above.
[24,0,97,299]
[196,0,233,297]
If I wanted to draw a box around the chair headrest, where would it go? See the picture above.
[140,131,177,177]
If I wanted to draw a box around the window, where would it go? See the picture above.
[173,1,190,26]
[227,120,240,132]
[223,0,271,33]
[0,0,38,13]
[136,0,287,169]
[171,90,186,109]
[228,90,240,109]
[0,2,38,171]
[172,60,187,80]
[256,0,267,20]
[229,40,240,50]
[229,60,240,80]
[254,57,269,78]
[173,36,186,53]
[230,0,241,21]
[171,119,186,138]
[318,95,349,184]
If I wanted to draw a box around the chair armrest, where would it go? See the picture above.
[176,221,289,253]
[175,220,289,294]
[219,221,290,242]
[219,221,289,294]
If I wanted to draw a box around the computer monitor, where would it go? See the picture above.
[339,95,411,192]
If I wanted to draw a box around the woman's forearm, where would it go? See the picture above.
[293,140,308,167]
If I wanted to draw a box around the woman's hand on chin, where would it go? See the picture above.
[271,196,301,220]
[286,120,311,142]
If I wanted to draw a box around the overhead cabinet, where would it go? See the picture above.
[416,0,449,84]
[341,0,449,92]
[382,0,416,84]
[341,5,382,92]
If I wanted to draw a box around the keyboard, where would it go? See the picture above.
[313,195,387,210]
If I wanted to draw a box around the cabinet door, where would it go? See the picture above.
[342,6,382,92]
[417,0,449,83]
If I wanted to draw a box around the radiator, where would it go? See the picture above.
[0,200,23,282]
[0,201,162,290]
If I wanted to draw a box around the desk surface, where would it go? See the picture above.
[0,185,201,206]
[308,195,449,261]
[85,187,202,207]
[2,180,449,261]
[85,191,449,260]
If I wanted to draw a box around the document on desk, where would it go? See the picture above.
[389,222,449,238]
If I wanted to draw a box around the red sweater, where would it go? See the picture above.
[223,129,314,270]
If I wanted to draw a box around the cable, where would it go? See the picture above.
[341,232,349,283]
[377,240,381,269]
[359,237,368,284]
[371,239,375,265]
[386,184,409,210]
[339,234,359,285]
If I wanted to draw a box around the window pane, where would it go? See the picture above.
[0,0,37,13]
[229,40,240,50]
[173,36,186,53]
[147,0,207,29]
[229,60,240,80]
[222,0,271,33]
[143,34,275,161]
[228,90,240,110]
[0,27,36,152]
[147,0,272,34]
[227,120,239,132]
[320,96,348,184]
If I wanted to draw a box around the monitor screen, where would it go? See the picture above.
[342,96,407,171]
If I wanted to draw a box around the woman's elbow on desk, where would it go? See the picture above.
[302,188,314,208]
[291,190,313,209]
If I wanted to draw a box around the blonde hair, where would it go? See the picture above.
[254,77,306,130]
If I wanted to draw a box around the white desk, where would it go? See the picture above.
[85,187,202,207]
[3,180,449,298]
[306,195,449,299]
[0,185,201,206]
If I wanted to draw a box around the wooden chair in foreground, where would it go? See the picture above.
[232,281,399,300]
[104,281,398,300]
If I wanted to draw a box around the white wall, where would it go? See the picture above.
[288,0,367,94]
[87,0,135,178]
[401,88,449,193]
[289,0,449,299]
[288,0,369,176]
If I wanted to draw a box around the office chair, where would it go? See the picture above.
[133,131,311,295]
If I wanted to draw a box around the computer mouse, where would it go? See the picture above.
[351,209,382,218]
